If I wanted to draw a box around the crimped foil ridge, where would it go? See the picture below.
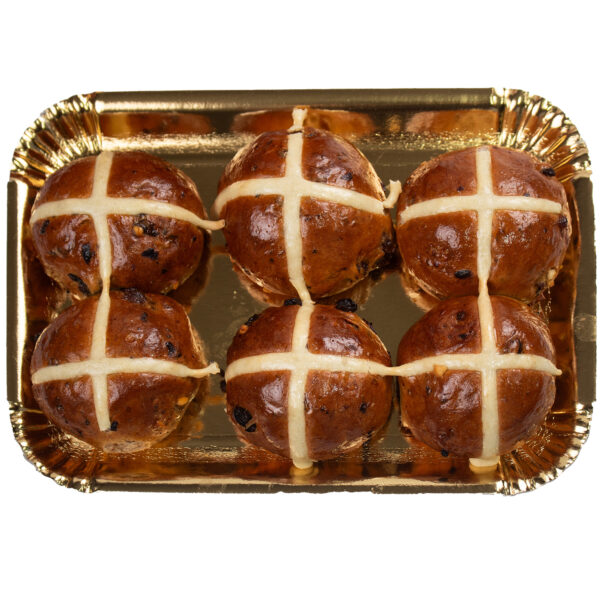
[497,405,592,495]
[11,93,102,188]
[9,93,102,492]
[9,403,98,493]
[492,88,591,182]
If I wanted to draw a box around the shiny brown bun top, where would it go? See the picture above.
[31,290,206,453]
[397,296,557,458]
[218,127,385,198]
[32,151,209,299]
[216,122,394,300]
[226,304,393,462]
[396,146,571,301]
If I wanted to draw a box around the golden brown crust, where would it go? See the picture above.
[300,198,394,298]
[229,257,391,309]
[217,128,394,299]
[22,235,69,324]
[37,373,198,453]
[227,306,297,362]
[492,296,555,359]
[104,290,203,365]
[226,371,291,457]
[305,370,392,459]
[32,151,208,299]
[106,214,205,293]
[35,156,96,203]
[397,212,479,298]
[397,295,557,458]
[220,127,385,198]
[221,195,294,296]
[490,210,570,299]
[399,148,478,207]
[400,371,483,456]
[397,297,482,362]
[301,128,385,199]
[396,146,571,302]
[226,305,393,461]
[31,291,205,452]
[30,296,97,370]
[307,305,390,363]
[218,132,288,192]
[490,147,566,201]
[106,152,205,213]
[497,370,555,454]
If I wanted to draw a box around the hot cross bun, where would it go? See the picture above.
[31,151,221,299]
[214,108,397,304]
[397,295,560,467]
[225,303,393,469]
[396,146,570,302]
[30,290,217,453]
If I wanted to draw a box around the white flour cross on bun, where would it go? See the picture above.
[30,152,221,431]
[398,147,563,467]
[214,107,401,305]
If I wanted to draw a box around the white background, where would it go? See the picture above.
[1,1,598,598]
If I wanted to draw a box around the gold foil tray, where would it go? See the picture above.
[6,89,595,494]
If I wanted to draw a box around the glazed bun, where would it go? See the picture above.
[31,290,217,453]
[214,107,396,303]
[31,151,218,299]
[397,295,560,464]
[225,303,393,468]
[396,145,570,302]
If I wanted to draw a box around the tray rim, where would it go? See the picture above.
[6,87,595,495]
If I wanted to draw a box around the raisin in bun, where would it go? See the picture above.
[31,151,221,299]
[214,107,397,304]
[30,290,218,453]
[396,146,570,302]
[396,295,560,468]
[225,303,393,469]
